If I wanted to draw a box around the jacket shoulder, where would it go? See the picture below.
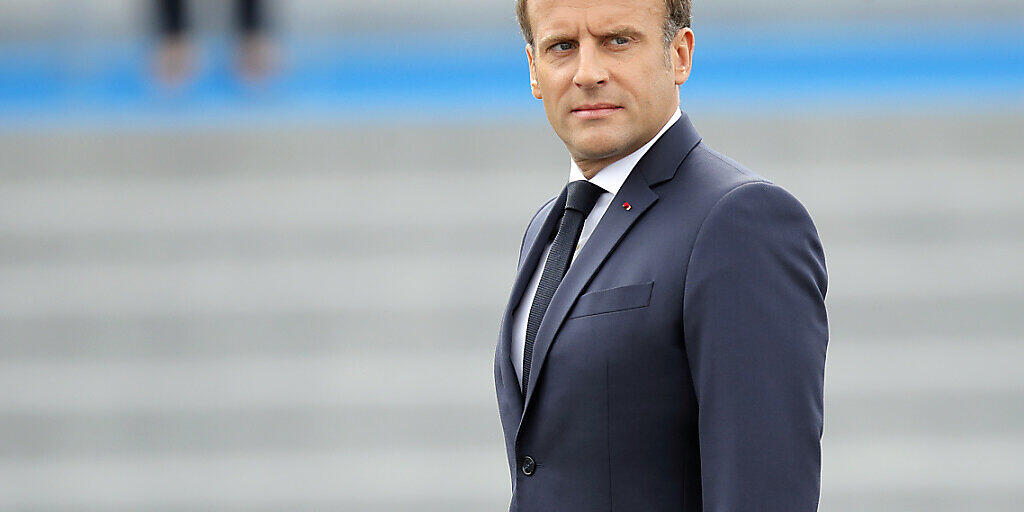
[693,142,817,219]
[686,142,773,191]
[671,141,821,245]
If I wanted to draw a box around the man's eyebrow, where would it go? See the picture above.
[537,26,644,47]
[600,26,643,38]
[537,32,574,48]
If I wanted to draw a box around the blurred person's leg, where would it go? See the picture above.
[234,0,278,84]
[154,0,196,88]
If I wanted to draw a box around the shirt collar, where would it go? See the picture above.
[567,108,682,195]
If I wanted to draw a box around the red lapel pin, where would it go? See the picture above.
[622,201,631,211]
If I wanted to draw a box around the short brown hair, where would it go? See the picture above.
[516,0,692,47]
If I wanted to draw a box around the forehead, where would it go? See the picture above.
[528,0,664,36]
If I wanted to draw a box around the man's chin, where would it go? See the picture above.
[569,135,629,162]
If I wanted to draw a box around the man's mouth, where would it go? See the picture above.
[571,104,623,119]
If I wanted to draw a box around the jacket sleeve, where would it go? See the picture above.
[682,180,829,511]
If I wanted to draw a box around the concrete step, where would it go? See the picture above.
[0,340,1020,415]
[2,239,1022,319]
[0,293,1020,359]
[2,158,1022,236]
[0,389,1021,458]
[0,437,1020,511]
[1,207,1021,265]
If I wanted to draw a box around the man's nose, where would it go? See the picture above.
[572,43,608,89]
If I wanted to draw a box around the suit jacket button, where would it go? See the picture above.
[522,455,536,476]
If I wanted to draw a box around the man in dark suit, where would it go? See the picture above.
[493,0,829,510]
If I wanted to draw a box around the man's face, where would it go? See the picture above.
[525,0,693,169]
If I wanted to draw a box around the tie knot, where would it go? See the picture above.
[565,179,605,215]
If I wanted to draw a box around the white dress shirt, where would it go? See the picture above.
[511,109,682,388]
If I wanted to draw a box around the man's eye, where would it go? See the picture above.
[610,36,630,46]
[552,42,574,51]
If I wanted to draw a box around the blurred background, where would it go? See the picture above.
[0,0,1022,510]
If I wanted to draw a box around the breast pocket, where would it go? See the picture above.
[568,281,654,319]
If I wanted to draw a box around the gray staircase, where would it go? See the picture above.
[1,112,1022,510]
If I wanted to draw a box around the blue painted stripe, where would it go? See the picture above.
[1,22,1021,126]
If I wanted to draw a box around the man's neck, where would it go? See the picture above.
[574,155,627,180]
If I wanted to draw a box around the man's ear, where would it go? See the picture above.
[526,43,542,99]
[671,28,694,86]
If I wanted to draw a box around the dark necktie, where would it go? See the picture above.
[522,179,606,396]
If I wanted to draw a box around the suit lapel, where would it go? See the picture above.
[513,176,657,443]
[495,187,568,419]
[513,112,703,445]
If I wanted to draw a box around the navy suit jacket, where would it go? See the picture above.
[493,111,829,511]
